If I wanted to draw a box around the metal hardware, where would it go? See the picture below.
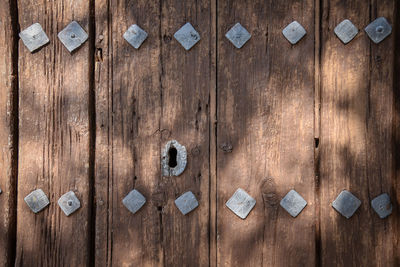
[161,140,187,177]
[122,189,146,214]
[174,22,201,50]
[282,21,306,45]
[280,189,307,218]
[332,190,361,219]
[371,193,392,219]
[226,188,256,219]
[58,21,88,53]
[225,23,251,49]
[19,23,49,53]
[24,189,50,213]
[123,24,148,49]
[334,19,358,44]
[58,191,81,216]
[174,191,199,215]
[365,17,392,44]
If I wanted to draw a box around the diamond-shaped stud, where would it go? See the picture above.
[58,21,88,53]
[225,23,251,49]
[122,189,146,214]
[58,191,81,216]
[19,23,50,53]
[332,190,361,219]
[282,21,306,45]
[365,17,392,44]
[175,191,199,215]
[174,22,201,50]
[123,24,148,49]
[226,188,256,219]
[334,19,358,44]
[371,193,392,219]
[24,189,50,213]
[280,190,307,217]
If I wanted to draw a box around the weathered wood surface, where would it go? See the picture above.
[16,0,92,266]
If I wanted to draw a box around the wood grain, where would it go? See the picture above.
[16,0,91,265]
[216,0,315,266]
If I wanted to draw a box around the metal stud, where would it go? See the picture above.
[225,23,251,49]
[175,191,199,215]
[332,190,361,219]
[334,19,358,44]
[122,189,146,214]
[58,191,81,216]
[226,188,256,219]
[24,189,50,213]
[365,17,392,44]
[371,193,392,219]
[282,21,306,45]
[58,21,88,53]
[280,189,307,218]
[19,23,50,53]
[174,22,201,50]
[123,24,148,49]
[161,140,187,177]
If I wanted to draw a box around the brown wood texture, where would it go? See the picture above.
[16,0,92,266]
[319,0,398,266]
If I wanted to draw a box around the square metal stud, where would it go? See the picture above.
[365,17,392,44]
[174,22,201,50]
[334,19,358,44]
[371,193,392,219]
[174,191,199,215]
[280,190,307,218]
[19,23,50,53]
[225,23,251,49]
[24,189,50,213]
[58,21,88,53]
[226,188,256,219]
[282,21,306,45]
[123,24,148,49]
[122,189,146,214]
[332,190,361,219]
[58,191,81,216]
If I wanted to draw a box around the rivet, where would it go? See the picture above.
[282,21,306,45]
[24,189,50,213]
[225,23,251,49]
[122,189,146,214]
[123,24,148,49]
[226,188,256,219]
[19,23,50,52]
[175,191,199,215]
[334,19,358,44]
[58,21,88,53]
[365,17,392,44]
[58,191,81,216]
[332,190,361,219]
[174,22,201,50]
[280,189,307,217]
[371,193,392,219]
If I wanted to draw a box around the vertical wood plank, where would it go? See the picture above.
[319,0,397,265]
[0,1,17,266]
[16,1,91,265]
[216,0,315,266]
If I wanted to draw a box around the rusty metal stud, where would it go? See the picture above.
[280,190,307,218]
[161,140,187,177]
[371,193,392,219]
[226,188,256,219]
[58,21,88,53]
[225,23,251,49]
[174,22,201,50]
[365,17,392,44]
[19,23,49,53]
[24,189,50,213]
[282,21,306,45]
[122,189,146,214]
[334,19,358,44]
[332,190,361,219]
[175,191,199,215]
[58,191,81,216]
[123,24,148,49]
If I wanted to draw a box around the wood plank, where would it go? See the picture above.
[0,1,17,266]
[216,0,315,266]
[319,0,397,265]
[16,1,91,265]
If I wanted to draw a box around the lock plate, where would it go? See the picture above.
[19,23,50,53]
[58,21,88,53]
[332,190,361,219]
[365,17,392,44]
[225,23,251,49]
[280,189,307,218]
[175,191,199,215]
[371,193,392,219]
[122,189,146,214]
[24,189,50,213]
[282,21,306,45]
[334,19,358,44]
[174,22,201,50]
[58,191,81,216]
[123,24,148,49]
[226,188,256,219]
[161,140,187,177]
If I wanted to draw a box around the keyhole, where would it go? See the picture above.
[168,146,178,168]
